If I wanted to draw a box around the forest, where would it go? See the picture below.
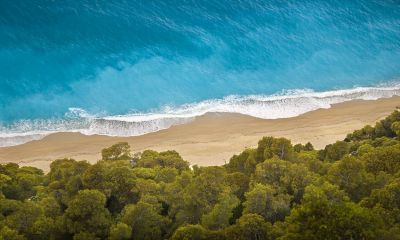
[1,110,400,240]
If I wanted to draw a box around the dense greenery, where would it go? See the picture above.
[1,111,400,240]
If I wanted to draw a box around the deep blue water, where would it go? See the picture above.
[0,0,400,144]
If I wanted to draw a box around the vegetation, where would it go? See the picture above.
[1,111,400,239]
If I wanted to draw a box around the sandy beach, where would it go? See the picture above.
[0,96,399,172]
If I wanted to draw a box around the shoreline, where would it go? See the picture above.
[0,96,399,172]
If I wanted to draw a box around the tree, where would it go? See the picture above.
[392,121,400,136]
[374,111,400,138]
[64,190,111,238]
[226,149,257,175]
[225,213,272,240]
[293,144,303,153]
[4,201,43,238]
[318,141,349,161]
[362,144,400,174]
[82,162,137,214]
[133,178,161,197]
[361,178,400,223]
[40,197,62,218]
[346,111,400,140]
[31,216,57,240]
[104,165,137,212]
[282,182,382,239]
[346,125,376,141]
[357,143,374,156]
[225,172,250,200]
[154,167,179,183]
[201,190,239,230]
[138,150,189,172]
[108,223,131,240]
[0,226,26,240]
[304,142,314,151]
[73,231,100,240]
[171,224,208,240]
[0,173,11,197]
[47,159,90,205]
[327,156,375,201]
[293,151,329,175]
[253,156,290,188]
[121,201,169,240]
[171,167,227,225]
[243,184,291,223]
[101,142,131,161]
[0,198,22,218]
[293,142,314,152]
[256,137,293,161]
[281,164,317,203]
[0,165,44,201]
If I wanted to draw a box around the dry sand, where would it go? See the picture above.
[0,96,399,172]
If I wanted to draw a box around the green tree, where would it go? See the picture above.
[31,216,57,240]
[0,174,11,197]
[293,142,314,152]
[361,178,400,223]
[171,224,208,240]
[346,125,376,141]
[154,167,179,183]
[253,156,289,188]
[170,167,227,225]
[226,149,257,175]
[47,159,90,205]
[201,189,239,230]
[225,172,250,200]
[138,150,189,172]
[0,165,43,201]
[318,141,350,161]
[39,196,62,218]
[101,142,131,161]
[83,162,138,214]
[257,137,293,161]
[282,164,317,203]
[108,222,131,240]
[243,184,291,223]
[392,121,400,136]
[0,198,22,218]
[121,201,169,240]
[0,226,26,240]
[282,182,382,240]
[327,156,375,201]
[73,231,99,240]
[362,144,400,174]
[64,189,111,238]
[304,142,314,151]
[357,143,374,156]
[4,201,43,238]
[225,213,272,240]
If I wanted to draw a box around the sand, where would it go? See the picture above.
[0,96,399,172]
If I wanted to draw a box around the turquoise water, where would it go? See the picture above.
[0,0,400,145]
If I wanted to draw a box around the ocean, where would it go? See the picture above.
[1,0,400,147]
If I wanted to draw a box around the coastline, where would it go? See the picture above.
[0,96,399,172]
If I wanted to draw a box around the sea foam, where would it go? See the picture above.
[1,83,400,147]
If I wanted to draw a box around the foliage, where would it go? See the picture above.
[101,142,131,161]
